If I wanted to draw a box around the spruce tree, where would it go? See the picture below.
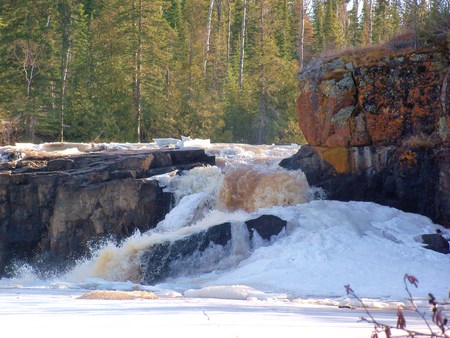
[323,0,345,49]
[373,0,390,44]
[312,0,325,51]
[348,0,361,46]
[361,0,373,45]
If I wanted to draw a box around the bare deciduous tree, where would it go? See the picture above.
[238,0,247,90]
[14,39,40,141]
[298,0,306,70]
[204,0,216,76]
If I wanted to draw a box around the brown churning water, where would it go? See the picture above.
[218,165,309,212]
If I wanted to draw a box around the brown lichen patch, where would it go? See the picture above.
[412,104,431,117]
[77,290,157,300]
[397,150,418,176]
[366,106,404,145]
[322,69,348,81]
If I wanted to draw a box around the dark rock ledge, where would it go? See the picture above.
[0,148,214,276]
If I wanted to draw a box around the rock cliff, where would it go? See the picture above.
[281,41,449,226]
[0,148,215,276]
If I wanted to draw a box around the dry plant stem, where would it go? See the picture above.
[403,274,435,336]
[345,281,449,338]
[348,289,378,325]
[348,289,433,337]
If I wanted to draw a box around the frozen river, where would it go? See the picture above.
[0,287,433,338]
[1,140,448,337]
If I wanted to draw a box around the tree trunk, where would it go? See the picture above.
[413,0,418,49]
[298,0,305,70]
[14,40,39,142]
[136,0,143,142]
[204,0,215,76]
[368,0,373,45]
[257,0,265,144]
[226,0,232,67]
[217,0,222,29]
[61,44,71,142]
[238,0,247,90]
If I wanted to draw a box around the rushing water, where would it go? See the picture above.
[62,143,311,286]
[1,141,449,302]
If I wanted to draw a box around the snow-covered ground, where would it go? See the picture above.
[0,139,448,336]
[0,287,437,338]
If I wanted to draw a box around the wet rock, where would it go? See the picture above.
[421,234,449,254]
[246,215,287,240]
[0,148,215,276]
[0,151,23,162]
[279,145,336,185]
[281,145,447,225]
[140,214,288,284]
[140,222,232,285]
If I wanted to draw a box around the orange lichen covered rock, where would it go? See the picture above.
[315,147,350,174]
[289,42,449,226]
[297,59,356,148]
[297,48,448,149]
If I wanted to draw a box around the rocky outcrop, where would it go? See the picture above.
[0,148,215,276]
[421,233,449,254]
[246,215,287,240]
[283,41,449,226]
[140,222,233,284]
[140,215,287,284]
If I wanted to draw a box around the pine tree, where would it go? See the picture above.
[389,0,402,36]
[312,0,325,51]
[323,0,346,49]
[361,0,373,45]
[372,0,390,44]
[348,0,361,46]
[423,0,450,39]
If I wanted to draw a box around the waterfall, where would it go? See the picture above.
[63,143,310,284]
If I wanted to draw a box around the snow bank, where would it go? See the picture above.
[184,285,271,300]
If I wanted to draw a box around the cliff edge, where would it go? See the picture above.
[281,40,449,226]
[0,147,214,276]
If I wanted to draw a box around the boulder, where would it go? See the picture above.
[140,222,232,284]
[245,215,287,240]
[140,215,287,284]
[421,234,449,254]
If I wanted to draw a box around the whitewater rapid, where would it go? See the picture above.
[1,141,449,303]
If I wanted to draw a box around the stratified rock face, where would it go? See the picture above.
[288,43,449,227]
[0,149,215,276]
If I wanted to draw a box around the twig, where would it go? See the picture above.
[346,285,433,337]
[344,277,450,338]
[403,274,435,335]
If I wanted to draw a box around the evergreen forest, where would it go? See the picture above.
[0,0,448,144]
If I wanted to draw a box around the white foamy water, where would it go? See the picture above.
[1,140,449,307]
